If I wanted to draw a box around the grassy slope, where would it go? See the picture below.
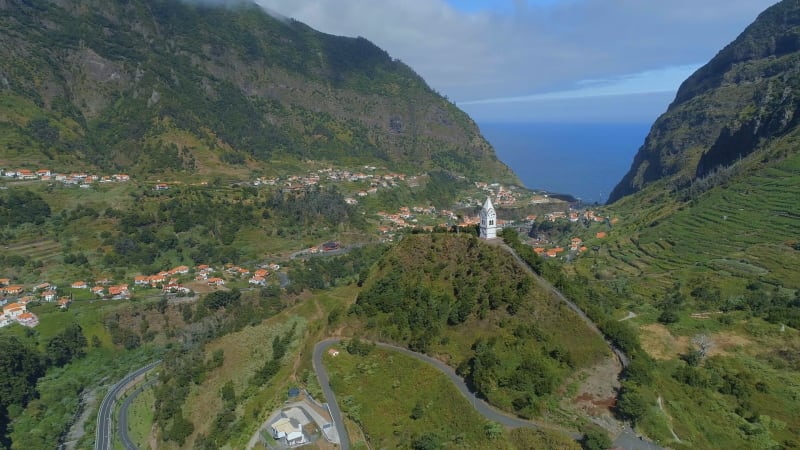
[325,347,579,450]
[578,133,800,448]
[347,234,610,424]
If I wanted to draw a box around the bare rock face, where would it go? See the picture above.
[609,0,800,203]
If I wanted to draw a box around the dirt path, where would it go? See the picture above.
[657,396,681,442]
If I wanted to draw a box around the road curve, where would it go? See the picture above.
[118,378,158,450]
[314,338,665,450]
[313,339,579,445]
[95,360,162,450]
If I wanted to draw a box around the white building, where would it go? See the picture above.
[479,197,497,239]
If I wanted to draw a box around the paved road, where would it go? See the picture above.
[95,361,161,450]
[313,339,578,443]
[313,340,351,450]
[118,378,157,450]
[314,339,662,450]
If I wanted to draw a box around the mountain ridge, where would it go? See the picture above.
[608,0,800,203]
[0,0,518,184]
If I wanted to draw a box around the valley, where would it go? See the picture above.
[2,0,800,449]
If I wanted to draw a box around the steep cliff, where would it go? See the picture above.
[609,0,800,202]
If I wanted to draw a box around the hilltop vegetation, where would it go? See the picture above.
[326,345,580,450]
[348,233,610,421]
[0,0,517,184]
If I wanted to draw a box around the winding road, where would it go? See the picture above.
[311,243,667,449]
[312,340,351,450]
[118,378,158,450]
[313,339,662,450]
[95,360,161,450]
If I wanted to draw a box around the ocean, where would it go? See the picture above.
[478,122,651,204]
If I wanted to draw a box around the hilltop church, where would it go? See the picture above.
[479,197,496,239]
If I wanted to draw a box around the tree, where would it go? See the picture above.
[581,425,612,450]
[410,401,424,420]
[412,433,441,450]
[45,323,87,367]
[616,385,650,426]
[484,421,504,440]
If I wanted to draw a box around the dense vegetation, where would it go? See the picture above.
[0,0,517,183]
[153,287,286,446]
[350,233,609,418]
[0,189,51,226]
[0,323,88,448]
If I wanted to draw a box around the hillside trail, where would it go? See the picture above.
[487,240,667,448]
[488,240,630,367]
[657,395,682,442]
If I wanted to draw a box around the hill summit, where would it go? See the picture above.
[0,0,517,182]
[609,0,800,202]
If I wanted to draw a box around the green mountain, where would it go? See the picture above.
[577,2,800,447]
[0,0,517,182]
[609,0,800,202]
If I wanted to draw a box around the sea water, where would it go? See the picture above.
[479,122,650,204]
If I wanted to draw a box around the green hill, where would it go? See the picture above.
[573,1,800,447]
[0,0,517,183]
[349,233,611,422]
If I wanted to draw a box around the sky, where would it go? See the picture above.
[255,0,778,123]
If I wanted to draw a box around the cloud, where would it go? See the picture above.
[254,0,777,121]
[461,64,702,105]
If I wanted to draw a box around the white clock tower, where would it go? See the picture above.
[479,197,497,239]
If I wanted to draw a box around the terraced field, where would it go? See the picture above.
[4,239,62,262]
[595,150,800,295]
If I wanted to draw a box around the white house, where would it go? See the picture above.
[271,417,301,440]
[286,431,306,446]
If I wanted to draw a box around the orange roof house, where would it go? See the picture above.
[3,303,25,318]
[72,281,88,289]
[108,285,130,298]
[249,276,266,286]
[2,285,24,295]
[170,265,190,275]
[17,312,38,327]
[57,297,71,308]
[0,278,10,286]
[207,277,225,286]
[596,232,607,239]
